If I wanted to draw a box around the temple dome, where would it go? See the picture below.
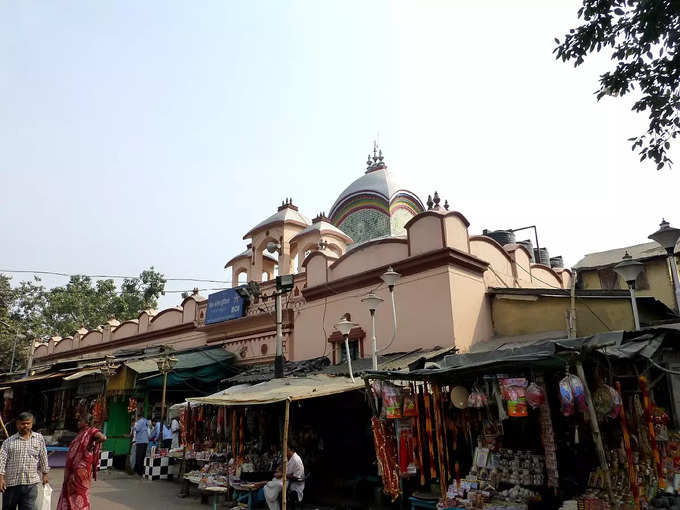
[328,146,424,245]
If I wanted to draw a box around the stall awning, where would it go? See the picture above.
[128,347,237,388]
[3,372,65,385]
[187,374,363,406]
[63,369,102,381]
[365,328,680,382]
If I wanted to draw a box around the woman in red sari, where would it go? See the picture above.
[57,413,107,510]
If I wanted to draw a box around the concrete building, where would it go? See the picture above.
[35,146,670,373]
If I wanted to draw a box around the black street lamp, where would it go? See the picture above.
[648,219,680,313]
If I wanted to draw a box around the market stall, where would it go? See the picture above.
[364,328,680,510]
[179,374,366,508]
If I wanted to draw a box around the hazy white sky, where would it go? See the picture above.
[1,0,678,310]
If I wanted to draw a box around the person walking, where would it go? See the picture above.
[56,413,106,510]
[0,411,49,510]
[133,415,150,476]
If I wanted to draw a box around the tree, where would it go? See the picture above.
[555,1,680,169]
[0,268,167,372]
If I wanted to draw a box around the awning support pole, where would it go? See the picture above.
[576,360,614,504]
[282,399,290,510]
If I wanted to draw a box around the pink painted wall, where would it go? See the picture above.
[449,267,494,352]
[293,267,457,361]
[329,240,409,281]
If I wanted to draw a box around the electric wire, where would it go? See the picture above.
[0,268,234,284]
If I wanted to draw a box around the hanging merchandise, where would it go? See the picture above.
[412,383,426,486]
[450,386,469,410]
[396,419,417,476]
[383,384,403,419]
[423,385,437,479]
[403,389,418,418]
[127,397,137,415]
[468,387,487,409]
[432,385,448,497]
[640,376,665,489]
[536,377,559,488]
[558,374,586,416]
[608,385,622,420]
[616,381,640,510]
[593,385,615,421]
[371,417,401,502]
[526,382,546,408]
[499,378,528,417]
[493,381,508,421]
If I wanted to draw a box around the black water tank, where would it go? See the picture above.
[482,229,516,246]
[518,239,534,261]
[534,247,550,266]
[550,256,564,269]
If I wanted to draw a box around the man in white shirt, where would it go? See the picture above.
[263,446,305,510]
[170,417,181,449]
[0,412,49,510]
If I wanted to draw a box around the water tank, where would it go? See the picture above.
[518,239,534,261]
[534,247,550,266]
[482,229,516,246]
[550,256,564,269]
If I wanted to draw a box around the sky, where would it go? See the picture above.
[1,0,678,311]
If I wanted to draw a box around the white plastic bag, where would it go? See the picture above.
[38,483,52,510]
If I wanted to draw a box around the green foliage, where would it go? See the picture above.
[0,268,166,372]
[555,1,680,169]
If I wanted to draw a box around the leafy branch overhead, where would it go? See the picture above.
[0,267,166,372]
[555,0,680,169]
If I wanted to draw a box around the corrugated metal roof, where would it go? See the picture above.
[322,347,454,377]
[126,347,234,374]
[188,374,362,406]
[574,241,678,270]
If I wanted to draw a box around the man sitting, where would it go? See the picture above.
[263,446,305,510]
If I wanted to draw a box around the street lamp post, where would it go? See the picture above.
[334,316,358,382]
[376,267,401,354]
[648,219,680,313]
[156,353,178,424]
[614,252,645,330]
[361,293,384,371]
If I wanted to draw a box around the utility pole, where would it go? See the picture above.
[274,275,294,378]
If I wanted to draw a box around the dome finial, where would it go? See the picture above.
[433,191,441,209]
[426,194,434,210]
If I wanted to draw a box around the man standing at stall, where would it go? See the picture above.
[263,446,305,510]
[0,411,49,510]
[133,415,150,476]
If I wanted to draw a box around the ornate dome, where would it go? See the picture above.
[328,145,424,244]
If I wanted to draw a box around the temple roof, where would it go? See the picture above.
[329,146,423,219]
[290,217,353,244]
[243,200,311,240]
[225,247,278,268]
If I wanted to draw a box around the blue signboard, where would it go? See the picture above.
[205,288,247,325]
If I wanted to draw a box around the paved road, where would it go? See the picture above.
[45,468,210,509]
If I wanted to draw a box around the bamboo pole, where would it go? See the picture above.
[282,399,290,510]
[0,414,8,438]
[576,360,614,504]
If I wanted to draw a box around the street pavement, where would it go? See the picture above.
[45,468,209,509]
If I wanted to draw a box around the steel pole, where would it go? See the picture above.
[668,253,680,314]
[370,310,377,371]
[275,291,284,378]
[160,371,168,424]
[344,336,355,383]
[629,285,641,330]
